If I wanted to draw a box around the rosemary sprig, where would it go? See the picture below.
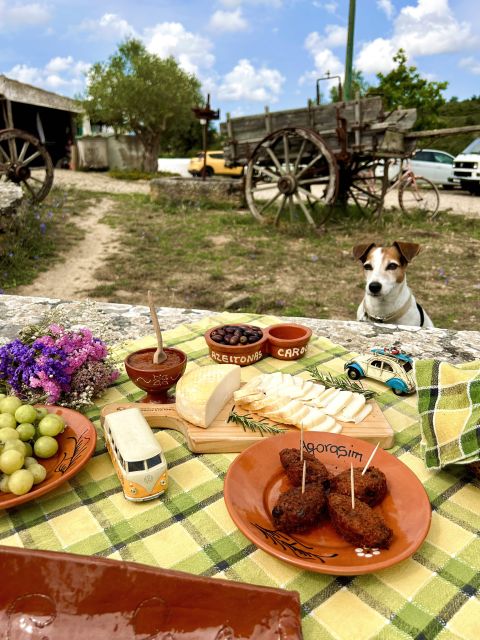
[306,365,378,400]
[227,408,287,436]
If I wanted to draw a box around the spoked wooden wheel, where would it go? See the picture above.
[398,175,440,218]
[0,128,54,203]
[245,127,338,227]
[347,159,388,215]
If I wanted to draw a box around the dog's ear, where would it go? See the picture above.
[353,243,376,263]
[393,241,421,264]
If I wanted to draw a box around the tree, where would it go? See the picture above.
[330,69,369,102]
[84,39,202,171]
[370,49,448,130]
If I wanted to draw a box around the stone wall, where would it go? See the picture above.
[150,177,245,206]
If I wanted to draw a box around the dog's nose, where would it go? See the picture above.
[369,281,382,294]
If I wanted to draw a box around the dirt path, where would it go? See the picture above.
[52,169,150,195]
[15,198,120,300]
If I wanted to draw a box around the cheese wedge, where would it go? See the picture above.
[175,364,241,428]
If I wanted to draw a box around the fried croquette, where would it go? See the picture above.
[272,484,326,532]
[279,448,331,488]
[327,493,393,549]
[330,466,387,507]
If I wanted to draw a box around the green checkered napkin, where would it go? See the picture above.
[414,359,480,469]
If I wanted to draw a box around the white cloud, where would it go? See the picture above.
[301,26,344,89]
[312,1,338,13]
[356,0,477,75]
[209,9,248,32]
[217,58,284,102]
[377,0,394,19]
[145,22,215,76]
[459,57,480,75]
[0,0,50,30]
[5,57,90,94]
[220,0,283,7]
[78,12,137,40]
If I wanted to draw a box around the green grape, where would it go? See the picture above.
[29,463,47,485]
[0,473,10,493]
[3,440,28,456]
[16,423,36,441]
[35,407,49,422]
[23,442,33,457]
[8,469,34,496]
[0,414,17,430]
[24,456,37,468]
[0,449,24,474]
[34,436,59,459]
[0,396,22,415]
[14,404,38,424]
[0,427,20,442]
[38,414,65,437]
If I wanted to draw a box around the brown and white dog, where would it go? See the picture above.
[353,241,434,328]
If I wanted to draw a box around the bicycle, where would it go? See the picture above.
[353,159,440,218]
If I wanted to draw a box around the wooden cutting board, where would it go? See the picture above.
[100,398,394,453]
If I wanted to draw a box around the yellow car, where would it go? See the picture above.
[188,151,243,178]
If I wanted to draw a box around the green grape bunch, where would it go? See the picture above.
[0,394,66,497]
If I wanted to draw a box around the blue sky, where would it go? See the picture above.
[1,1,479,120]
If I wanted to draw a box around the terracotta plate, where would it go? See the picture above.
[0,406,97,509]
[224,432,431,575]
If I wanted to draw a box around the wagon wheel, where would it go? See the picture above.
[245,127,338,228]
[347,159,388,216]
[0,128,54,203]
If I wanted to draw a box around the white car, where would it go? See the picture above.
[409,149,456,189]
[453,138,480,194]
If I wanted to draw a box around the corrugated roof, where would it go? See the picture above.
[0,75,83,113]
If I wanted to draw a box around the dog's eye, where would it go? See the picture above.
[364,264,373,271]
[386,263,398,270]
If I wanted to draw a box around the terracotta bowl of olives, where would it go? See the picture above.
[204,324,269,366]
[204,322,312,365]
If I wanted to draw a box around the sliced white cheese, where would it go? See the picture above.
[233,388,264,404]
[337,402,373,424]
[175,364,241,428]
[306,414,339,432]
[324,390,354,416]
[341,393,366,419]
[313,387,341,407]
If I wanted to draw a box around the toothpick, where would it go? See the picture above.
[350,462,355,510]
[301,460,306,494]
[300,424,304,462]
[362,441,380,476]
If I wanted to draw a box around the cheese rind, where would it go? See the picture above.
[175,364,241,428]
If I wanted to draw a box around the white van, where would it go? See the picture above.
[453,139,480,194]
[103,407,168,502]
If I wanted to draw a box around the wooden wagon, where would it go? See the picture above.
[221,96,419,226]
[0,75,81,203]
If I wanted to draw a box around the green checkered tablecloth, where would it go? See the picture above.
[0,312,478,639]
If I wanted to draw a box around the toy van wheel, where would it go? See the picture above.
[346,367,361,380]
[392,387,405,396]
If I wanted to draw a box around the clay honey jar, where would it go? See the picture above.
[264,323,312,360]
[125,347,187,403]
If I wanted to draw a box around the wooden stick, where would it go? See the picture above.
[148,290,167,365]
[350,462,355,510]
[300,424,304,462]
[301,460,306,494]
[362,441,380,476]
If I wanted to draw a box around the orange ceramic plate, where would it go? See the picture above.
[224,432,431,575]
[0,406,97,509]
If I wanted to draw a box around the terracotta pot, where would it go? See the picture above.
[204,324,269,367]
[264,323,312,360]
[125,347,187,403]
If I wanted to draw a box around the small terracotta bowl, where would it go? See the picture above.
[204,324,269,367]
[125,347,187,403]
[264,323,312,360]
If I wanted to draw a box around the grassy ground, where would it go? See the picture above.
[2,188,479,330]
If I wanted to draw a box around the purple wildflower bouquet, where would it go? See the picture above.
[0,318,119,409]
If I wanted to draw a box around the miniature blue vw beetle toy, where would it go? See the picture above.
[344,347,415,395]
